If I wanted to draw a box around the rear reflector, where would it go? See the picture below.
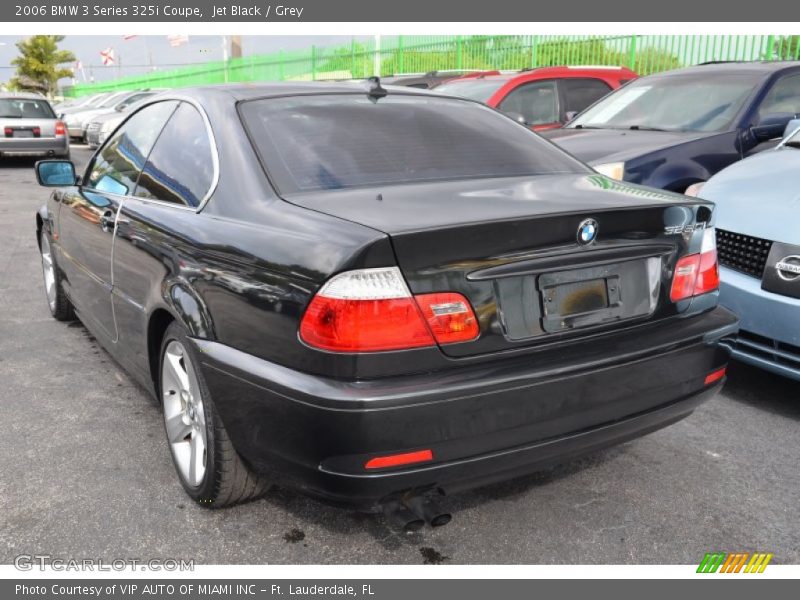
[300,267,480,352]
[365,449,433,470]
[670,228,719,302]
[704,367,726,385]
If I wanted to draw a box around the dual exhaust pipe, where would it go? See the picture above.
[383,494,452,531]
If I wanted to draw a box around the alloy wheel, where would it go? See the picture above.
[161,341,207,488]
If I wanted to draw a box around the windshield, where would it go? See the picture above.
[570,72,762,132]
[0,98,55,119]
[435,79,509,103]
[96,93,129,109]
[240,94,588,194]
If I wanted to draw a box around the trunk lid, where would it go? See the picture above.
[286,174,713,357]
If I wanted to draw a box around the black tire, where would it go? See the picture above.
[159,321,271,508]
[39,230,75,321]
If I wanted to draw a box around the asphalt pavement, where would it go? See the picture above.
[1,146,798,565]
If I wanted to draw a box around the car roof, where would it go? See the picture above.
[439,65,635,84]
[0,92,50,101]
[158,81,446,102]
[650,60,800,78]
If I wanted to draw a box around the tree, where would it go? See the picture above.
[774,36,800,61]
[10,36,76,97]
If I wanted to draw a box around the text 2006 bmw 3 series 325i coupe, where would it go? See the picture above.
[34,81,738,528]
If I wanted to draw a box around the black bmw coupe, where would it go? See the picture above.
[34,81,738,527]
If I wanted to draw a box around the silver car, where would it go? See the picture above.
[0,93,69,159]
[84,91,161,149]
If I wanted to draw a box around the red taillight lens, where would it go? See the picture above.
[414,292,480,344]
[670,228,719,302]
[694,249,719,295]
[55,121,66,136]
[299,268,481,352]
[365,449,433,470]
[3,127,12,136]
[300,295,435,352]
[32,126,41,137]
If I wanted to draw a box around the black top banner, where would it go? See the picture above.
[3,0,800,22]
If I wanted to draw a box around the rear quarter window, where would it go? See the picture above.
[134,102,215,208]
[240,94,588,194]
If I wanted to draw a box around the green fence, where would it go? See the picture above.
[66,34,800,97]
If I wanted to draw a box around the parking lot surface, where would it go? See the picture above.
[1,146,798,565]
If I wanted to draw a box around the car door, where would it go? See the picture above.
[497,80,561,131]
[559,78,613,122]
[57,100,178,341]
[111,101,216,371]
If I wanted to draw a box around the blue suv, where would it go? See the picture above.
[544,61,800,192]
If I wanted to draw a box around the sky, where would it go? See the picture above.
[0,35,369,86]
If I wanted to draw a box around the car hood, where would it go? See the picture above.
[700,147,800,244]
[543,128,718,165]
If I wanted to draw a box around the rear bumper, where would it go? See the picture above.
[194,306,738,507]
[718,266,800,380]
[0,137,69,156]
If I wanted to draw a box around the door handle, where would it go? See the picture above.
[100,211,116,233]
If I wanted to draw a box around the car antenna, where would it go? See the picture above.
[366,76,388,101]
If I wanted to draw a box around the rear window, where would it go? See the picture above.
[0,98,55,119]
[240,94,588,194]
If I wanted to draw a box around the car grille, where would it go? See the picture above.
[724,330,800,372]
[716,228,773,279]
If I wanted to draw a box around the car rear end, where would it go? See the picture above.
[0,95,69,158]
[200,90,738,508]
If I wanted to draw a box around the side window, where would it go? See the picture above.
[498,80,559,126]
[562,78,613,115]
[85,101,178,196]
[759,73,800,118]
[134,102,214,208]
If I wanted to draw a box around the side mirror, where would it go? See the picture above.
[35,160,77,187]
[503,110,528,126]
[782,118,800,140]
[565,110,579,122]
[752,112,795,142]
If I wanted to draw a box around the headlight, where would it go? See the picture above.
[594,162,625,181]
[684,182,706,198]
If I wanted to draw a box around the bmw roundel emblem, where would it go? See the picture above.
[577,218,599,245]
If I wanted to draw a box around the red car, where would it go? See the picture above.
[436,66,638,131]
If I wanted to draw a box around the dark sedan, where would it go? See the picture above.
[34,82,737,527]
[544,61,800,192]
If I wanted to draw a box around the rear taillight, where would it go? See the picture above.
[414,292,479,344]
[32,126,41,137]
[670,228,719,302]
[299,267,479,352]
[3,126,12,136]
[55,121,67,137]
